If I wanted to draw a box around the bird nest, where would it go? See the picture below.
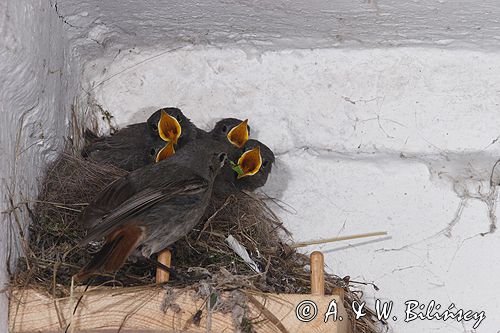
[12,149,384,333]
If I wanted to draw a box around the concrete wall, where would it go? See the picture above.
[0,0,78,328]
[57,0,500,60]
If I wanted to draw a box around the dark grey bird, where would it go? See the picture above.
[208,118,250,146]
[75,139,227,281]
[82,107,199,171]
[213,139,275,198]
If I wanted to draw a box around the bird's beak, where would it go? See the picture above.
[157,110,181,145]
[155,141,175,162]
[227,119,249,148]
[235,146,262,179]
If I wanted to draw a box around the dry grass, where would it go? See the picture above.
[12,150,384,333]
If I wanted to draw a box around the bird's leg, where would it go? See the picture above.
[145,257,186,281]
[151,247,212,283]
[147,257,211,283]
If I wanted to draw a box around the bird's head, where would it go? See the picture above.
[232,139,275,192]
[230,146,262,179]
[210,151,228,178]
[147,108,182,133]
[211,118,250,148]
[157,109,182,145]
[149,108,186,162]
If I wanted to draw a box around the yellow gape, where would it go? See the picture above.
[236,146,262,179]
[155,110,182,162]
[227,119,249,148]
[158,110,182,144]
[155,141,175,162]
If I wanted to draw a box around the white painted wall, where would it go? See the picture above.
[2,0,500,332]
[87,47,500,332]
[0,0,78,329]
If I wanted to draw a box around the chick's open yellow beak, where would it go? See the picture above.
[158,110,181,145]
[227,119,249,148]
[236,146,262,179]
[155,141,175,162]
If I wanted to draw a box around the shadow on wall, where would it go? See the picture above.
[128,106,161,125]
[261,159,291,202]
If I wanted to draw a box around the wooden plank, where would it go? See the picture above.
[9,287,350,333]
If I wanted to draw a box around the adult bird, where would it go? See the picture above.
[75,140,227,281]
[82,107,198,171]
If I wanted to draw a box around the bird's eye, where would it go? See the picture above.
[218,152,227,163]
[150,148,156,156]
[221,125,228,133]
[262,160,269,168]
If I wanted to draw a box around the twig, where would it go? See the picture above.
[197,195,234,240]
[290,231,388,249]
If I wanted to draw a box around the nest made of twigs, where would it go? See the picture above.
[12,149,384,333]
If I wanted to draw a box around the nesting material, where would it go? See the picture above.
[13,149,384,333]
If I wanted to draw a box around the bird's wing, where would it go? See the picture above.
[80,162,185,227]
[83,124,149,154]
[79,175,209,245]
[79,174,137,228]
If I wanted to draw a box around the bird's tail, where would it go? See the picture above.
[75,225,144,281]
